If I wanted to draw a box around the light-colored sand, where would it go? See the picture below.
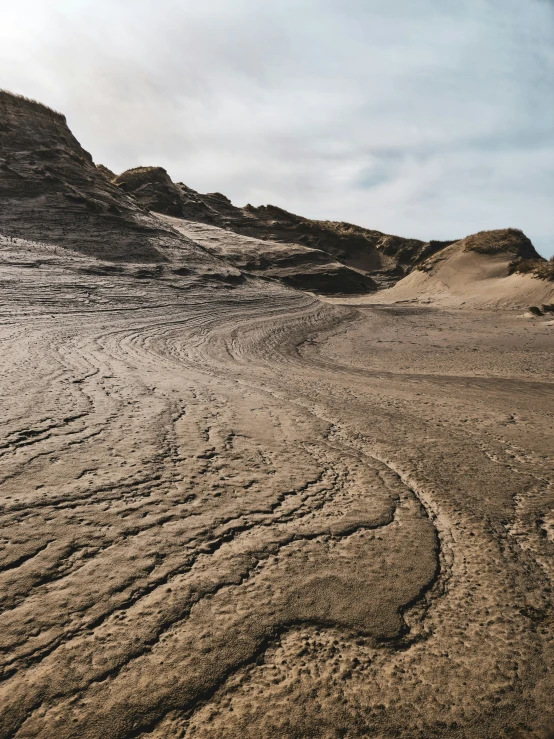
[343,244,554,308]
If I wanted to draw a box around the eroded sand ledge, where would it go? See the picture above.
[0,236,553,738]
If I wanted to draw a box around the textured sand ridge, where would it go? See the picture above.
[0,91,553,738]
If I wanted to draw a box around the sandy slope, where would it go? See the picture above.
[156,215,377,294]
[355,237,554,309]
[1,229,553,739]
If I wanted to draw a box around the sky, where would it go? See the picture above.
[1,0,553,256]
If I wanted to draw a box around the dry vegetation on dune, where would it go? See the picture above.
[0,88,66,120]
[96,163,117,181]
[418,228,542,273]
[462,227,538,257]
[512,257,554,281]
[1,89,554,739]
[462,228,554,281]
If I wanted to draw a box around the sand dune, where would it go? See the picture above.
[354,230,554,308]
[111,165,459,288]
[1,90,553,739]
[0,91,240,282]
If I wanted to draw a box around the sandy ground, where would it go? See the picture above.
[347,247,554,309]
[1,237,553,739]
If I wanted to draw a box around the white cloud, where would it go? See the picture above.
[1,0,553,255]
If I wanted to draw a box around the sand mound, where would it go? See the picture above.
[359,229,554,308]
[114,166,189,218]
[460,227,539,258]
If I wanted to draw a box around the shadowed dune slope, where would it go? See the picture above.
[0,91,239,280]
[112,167,377,295]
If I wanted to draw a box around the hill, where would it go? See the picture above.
[0,90,240,282]
[359,229,554,308]
[3,89,550,300]
[111,166,456,287]
[111,166,377,294]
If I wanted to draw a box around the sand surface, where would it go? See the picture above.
[352,246,554,308]
[0,229,553,739]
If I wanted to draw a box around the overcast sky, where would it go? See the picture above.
[1,0,553,256]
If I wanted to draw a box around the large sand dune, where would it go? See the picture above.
[1,90,553,739]
[354,231,554,309]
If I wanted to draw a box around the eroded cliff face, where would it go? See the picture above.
[0,92,160,261]
[114,165,459,286]
[110,167,377,294]
[0,91,377,296]
[0,92,235,277]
